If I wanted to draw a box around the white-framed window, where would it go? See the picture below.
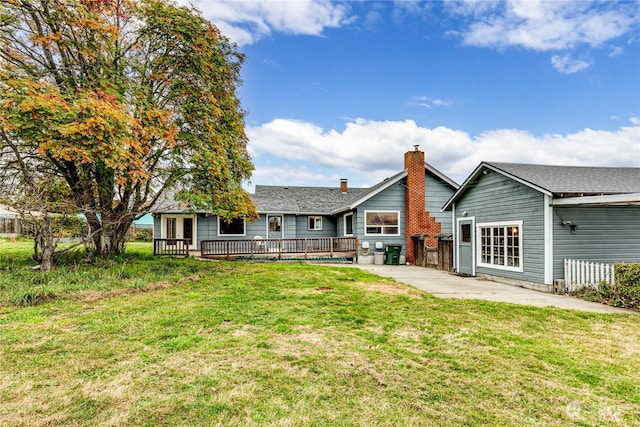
[477,221,523,272]
[308,216,322,230]
[218,217,246,236]
[365,210,400,236]
[166,217,177,239]
[344,212,353,236]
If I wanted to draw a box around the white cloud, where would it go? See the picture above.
[411,96,454,109]
[184,0,354,45]
[446,0,639,73]
[550,54,591,74]
[609,46,624,57]
[452,0,638,51]
[247,118,640,185]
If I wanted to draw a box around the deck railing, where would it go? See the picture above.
[564,258,615,292]
[154,238,190,256]
[200,237,358,259]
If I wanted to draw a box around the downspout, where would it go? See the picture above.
[452,202,457,272]
[544,194,554,285]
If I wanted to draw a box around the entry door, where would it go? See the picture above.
[162,215,196,249]
[458,219,475,276]
[183,218,194,246]
[267,215,283,239]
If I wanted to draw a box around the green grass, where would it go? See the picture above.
[1,238,639,425]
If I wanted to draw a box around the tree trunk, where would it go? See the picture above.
[84,210,133,256]
[31,213,57,271]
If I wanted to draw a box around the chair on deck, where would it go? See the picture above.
[253,235,266,252]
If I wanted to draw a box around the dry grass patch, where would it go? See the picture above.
[356,280,419,297]
[77,280,173,303]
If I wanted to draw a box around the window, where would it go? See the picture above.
[365,211,400,236]
[218,217,245,236]
[344,212,353,236]
[166,217,176,239]
[269,216,281,232]
[308,216,322,230]
[461,224,471,242]
[478,222,522,271]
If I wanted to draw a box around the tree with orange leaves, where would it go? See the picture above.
[0,0,256,259]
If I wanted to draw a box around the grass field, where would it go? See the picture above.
[1,239,639,426]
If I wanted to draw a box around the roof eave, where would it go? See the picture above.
[330,170,408,214]
[425,161,459,189]
[552,192,640,206]
[442,162,554,211]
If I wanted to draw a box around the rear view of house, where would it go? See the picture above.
[443,162,640,291]
[153,147,459,263]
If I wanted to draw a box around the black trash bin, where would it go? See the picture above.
[385,245,402,265]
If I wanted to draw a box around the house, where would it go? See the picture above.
[0,204,23,236]
[153,147,459,263]
[442,162,640,292]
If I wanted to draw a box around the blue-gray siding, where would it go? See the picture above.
[294,215,337,238]
[454,171,546,284]
[194,214,266,245]
[426,173,455,234]
[553,206,640,278]
[153,168,455,254]
[153,216,160,239]
[354,180,406,255]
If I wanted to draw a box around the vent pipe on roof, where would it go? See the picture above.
[340,178,348,194]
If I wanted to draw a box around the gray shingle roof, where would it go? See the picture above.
[252,170,411,214]
[251,185,369,214]
[486,162,640,195]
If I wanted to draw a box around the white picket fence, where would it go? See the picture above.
[564,258,615,292]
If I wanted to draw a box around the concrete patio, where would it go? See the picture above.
[329,264,636,314]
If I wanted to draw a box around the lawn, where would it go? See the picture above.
[1,239,639,426]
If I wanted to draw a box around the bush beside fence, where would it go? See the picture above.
[571,262,640,310]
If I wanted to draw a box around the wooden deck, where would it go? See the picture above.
[153,238,190,256]
[199,237,358,261]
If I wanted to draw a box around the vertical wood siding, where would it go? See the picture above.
[553,206,640,279]
[455,172,546,283]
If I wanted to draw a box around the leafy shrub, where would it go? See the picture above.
[613,263,640,309]
[21,215,87,238]
[126,228,153,242]
[572,263,640,310]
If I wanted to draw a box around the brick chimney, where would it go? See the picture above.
[404,145,441,264]
[340,178,348,194]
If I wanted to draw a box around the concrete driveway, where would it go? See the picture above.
[340,264,635,314]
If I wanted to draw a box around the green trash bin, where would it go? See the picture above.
[385,245,402,265]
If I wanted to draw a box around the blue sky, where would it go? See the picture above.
[186,0,640,189]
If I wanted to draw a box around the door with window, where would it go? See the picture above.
[458,219,475,276]
[267,215,283,239]
[162,215,196,250]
